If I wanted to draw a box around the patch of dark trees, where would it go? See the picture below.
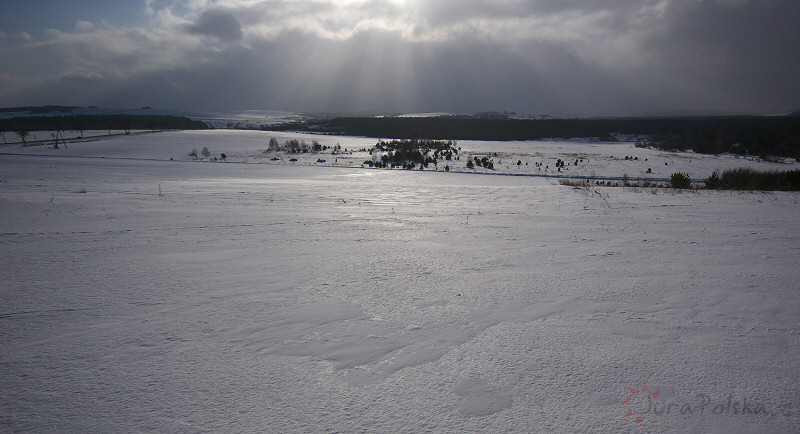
[640,117,800,160]
[0,114,209,134]
[267,137,343,153]
[367,139,457,169]
[274,116,800,159]
[466,156,494,169]
[704,168,800,191]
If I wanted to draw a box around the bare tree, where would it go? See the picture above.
[17,129,29,145]
[56,129,67,149]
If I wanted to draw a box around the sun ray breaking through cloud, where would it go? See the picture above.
[0,0,798,115]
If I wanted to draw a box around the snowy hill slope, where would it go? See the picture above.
[4,129,798,183]
[1,130,799,432]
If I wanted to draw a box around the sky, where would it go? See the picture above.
[1,0,798,116]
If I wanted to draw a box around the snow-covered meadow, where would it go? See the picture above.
[2,130,799,432]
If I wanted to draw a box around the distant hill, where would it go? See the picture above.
[0,105,81,115]
[0,105,200,119]
[0,113,208,132]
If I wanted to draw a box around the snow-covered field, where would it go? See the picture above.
[8,129,797,183]
[2,130,799,432]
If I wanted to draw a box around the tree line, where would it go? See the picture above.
[276,116,800,159]
[640,118,800,159]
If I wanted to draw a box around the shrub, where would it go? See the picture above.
[670,172,692,189]
[560,178,589,187]
[188,148,198,158]
[784,169,800,190]
[201,146,211,158]
[705,171,720,189]
[720,168,800,191]
[722,168,768,190]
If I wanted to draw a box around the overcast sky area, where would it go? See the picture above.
[1,0,798,116]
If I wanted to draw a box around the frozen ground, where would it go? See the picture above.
[1,130,799,432]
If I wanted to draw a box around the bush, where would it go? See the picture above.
[720,168,800,191]
[784,169,800,190]
[705,171,720,189]
[201,147,211,158]
[670,172,692,189]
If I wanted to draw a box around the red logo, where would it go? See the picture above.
[621,383,660,424]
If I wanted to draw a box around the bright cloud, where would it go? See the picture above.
[1,0,798,115]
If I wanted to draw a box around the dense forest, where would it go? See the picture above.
[0,114,208,133]
[279,116,800,159]
[641,118,800,159]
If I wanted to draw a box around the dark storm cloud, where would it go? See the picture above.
[12,31,646,115]
[1,0,799,115]
[614,0,800,112]
[185,9,243,41]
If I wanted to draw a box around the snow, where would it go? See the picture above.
[1,130,799,432]
[193,110,307,129]
[6,129,798,183]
